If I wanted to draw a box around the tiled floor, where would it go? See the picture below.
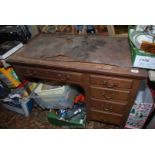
[0,105,120,129]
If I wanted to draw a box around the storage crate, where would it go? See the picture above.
[47,111,86,128]
[128,26,155,69]
[31,84,79,109]
[2,98,33,117]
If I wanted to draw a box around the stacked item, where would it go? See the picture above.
[1,81,37,117]
[31,83,86,128]
[31,84,79,109]
[125,80,154,129]
[0,25,31,44]
[0,61,21,88]
[0,80,10,99]
[48,94,86,128]
[129,25,155,69]
[39,25,107,35]
[0,60,37,117]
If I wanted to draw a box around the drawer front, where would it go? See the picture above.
[88,110,123,125]
[90,75,133,89]
[47,70,83,83]
[14,66,30,75]
[90,86,130,102]
[90,98,127,114]
[14,66,83,83]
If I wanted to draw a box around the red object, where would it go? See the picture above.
[74,94,85,104]
[17,80,29,88]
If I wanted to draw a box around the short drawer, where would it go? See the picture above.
[14,66,30,75]
[90,75,133,89]
[48,70,83,83]
[90,86,130,102]
[14,66,50,79]
[88,110,123,125]
[90,98,127,114]
[14,66,83,83]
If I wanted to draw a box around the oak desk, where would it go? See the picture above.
[7,34,148,127]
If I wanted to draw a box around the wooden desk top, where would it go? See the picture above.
[7,34,148,79]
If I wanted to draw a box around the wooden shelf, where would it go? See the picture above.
[37,25,128,37]
[107,25,128,37]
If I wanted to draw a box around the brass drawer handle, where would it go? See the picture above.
[101,104,113,111]
[103,80,118,88]
[65,75,70,80]
[58,73,71,80]
[102,81,107,86]
[104,107,112,111]
[28,70,36,76]
[102,92,115,100]
[57,73,64,80]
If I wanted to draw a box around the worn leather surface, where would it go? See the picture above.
[13,34,132,67]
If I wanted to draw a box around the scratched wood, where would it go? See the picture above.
[9,34,132,67]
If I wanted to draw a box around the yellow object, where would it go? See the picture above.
[0,67,21,88]
[22,82,38,97]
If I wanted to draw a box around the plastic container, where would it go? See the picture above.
[1,83,36,116]
[128,26,155,69]
[31,84,79,109]
[2,98,33,117]
[47,111,86,128]
[0,66,21,88]
[14,82,37,98]
[0,81,10,98]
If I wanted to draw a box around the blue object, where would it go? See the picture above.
[0,81,10,98]
[86,25,95,34]
[76,25,83,32]
[58,109,67,120]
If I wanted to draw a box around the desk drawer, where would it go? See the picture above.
[90,98,127,114]
[90,86,130,102]
[47,70,83,83]
[14,66,48,78]
[90,75,133,89]
[14,66,83,83]
[14,66,30,75]
[88,110,123,125]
